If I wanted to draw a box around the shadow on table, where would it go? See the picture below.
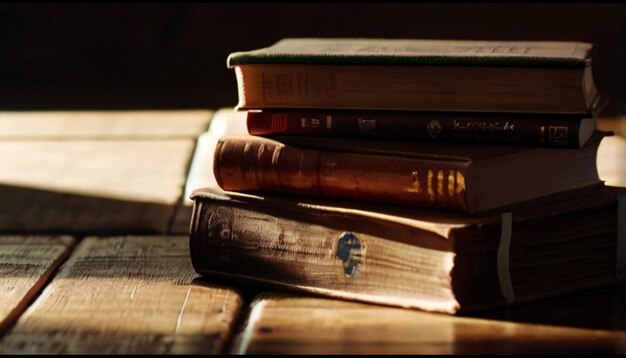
[0,183,178,236]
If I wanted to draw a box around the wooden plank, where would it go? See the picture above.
[0,140,193,204]
[0,236,75,335]
[0,236,243,354]
[0,140,195,234]
[0,185,178,235]
[0,110,212,139]
[232,294,626,354]
[0,110,212,234]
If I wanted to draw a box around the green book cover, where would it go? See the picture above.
[227,38,595,69]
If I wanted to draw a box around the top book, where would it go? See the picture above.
[228,38,602,114]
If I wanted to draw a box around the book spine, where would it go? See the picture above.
[247,111,588,148]
[189,198,459,313]
[214,136,470,211]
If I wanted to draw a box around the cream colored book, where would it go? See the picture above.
[228,38,603,114]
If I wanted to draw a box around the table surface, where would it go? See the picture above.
[0,109,625,354]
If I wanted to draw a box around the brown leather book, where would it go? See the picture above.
[213,132,606,213]
[228,38,603,114]
[189,184,624,314]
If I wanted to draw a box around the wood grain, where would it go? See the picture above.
[0,140,195,234]
[0,185,179,235]
[0,236,75,335]
[0,110,212,139]
[0,140,194,204]
[0,110,213,234]
[233,294,626,354]
[0,236,243,354]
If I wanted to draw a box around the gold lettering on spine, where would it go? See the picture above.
[437,170,444,197]
[256,144,265,160]
[257,144,267,190]
[448,170,455,198]
[271,144,282,165]
[411,171,422,194]
[242,142,255,188]
[427,170,435,202]
[455,171,466,194]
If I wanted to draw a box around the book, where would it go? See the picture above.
[189,184,624,314]
[170,109,249,234]
[228,38,602,114]
[213,132,606,214]
[247,109,597,148]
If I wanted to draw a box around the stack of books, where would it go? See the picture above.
[189,39,624,314]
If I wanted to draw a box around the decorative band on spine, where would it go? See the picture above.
[497,212,515,305]
[617,192,625,282]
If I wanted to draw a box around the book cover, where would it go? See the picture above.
[247,109,596,148]
[228,38,601,114]
[213,132,606,213]
[189,185,623,314]
[228,38,595,68]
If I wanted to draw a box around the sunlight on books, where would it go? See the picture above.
[182,110,248,205]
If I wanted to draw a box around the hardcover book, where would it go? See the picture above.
[189,185,624,314]
[213,132,606,213]
[247,109,597,148]
[228,38,602,114]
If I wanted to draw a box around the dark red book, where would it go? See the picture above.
[247,110,596,148]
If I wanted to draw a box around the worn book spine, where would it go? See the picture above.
[214,135,470,211]
[189,197,460,314]
[247,110,592,148]
[189,187,621,315]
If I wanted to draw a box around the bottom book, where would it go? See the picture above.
[189,184,624,314]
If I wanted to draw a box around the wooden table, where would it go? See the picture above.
[0,109,625,354]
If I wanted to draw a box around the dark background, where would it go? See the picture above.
[0,3,623,113]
